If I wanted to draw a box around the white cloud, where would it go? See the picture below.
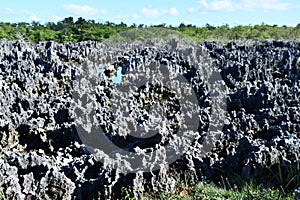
[140,6,179,18]
[133,14,142,19]
[210,0,234,11]
[141,7,160,18]
[100,9,107,15]
[23,10,40,21]
[29,15,40,22]
[63,4,106,16]
[241,0,292,11]
[188,7,196,12]
[4,8,13,14]
[189,0,293,12]
[189,0,235,12]
[167,8,179,16]
[199,0,208,9]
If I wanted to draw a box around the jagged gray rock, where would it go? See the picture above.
[0,39,299,199]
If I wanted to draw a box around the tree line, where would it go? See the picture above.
[0,17,299,43]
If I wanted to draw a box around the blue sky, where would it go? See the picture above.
[0,0,299,27]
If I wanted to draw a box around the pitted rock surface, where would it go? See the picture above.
[0,40,299,199]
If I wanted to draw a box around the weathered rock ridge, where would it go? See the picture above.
[0,39,299,199]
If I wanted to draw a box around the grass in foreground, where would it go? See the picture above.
[0,179,296,199]
[138,181,295,200]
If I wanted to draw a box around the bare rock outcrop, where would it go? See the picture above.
[0,39,299,199]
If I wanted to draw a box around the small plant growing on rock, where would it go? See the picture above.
[267,159,300,193]
[0,187,7,200]
[121,187,135,200]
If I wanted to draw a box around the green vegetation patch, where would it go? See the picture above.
[1,17,300,43]
[142,181,295,200]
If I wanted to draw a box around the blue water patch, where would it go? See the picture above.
[112,67,122,84]
[98,66,123,84]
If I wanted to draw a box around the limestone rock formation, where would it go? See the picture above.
[0,39,299,199]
